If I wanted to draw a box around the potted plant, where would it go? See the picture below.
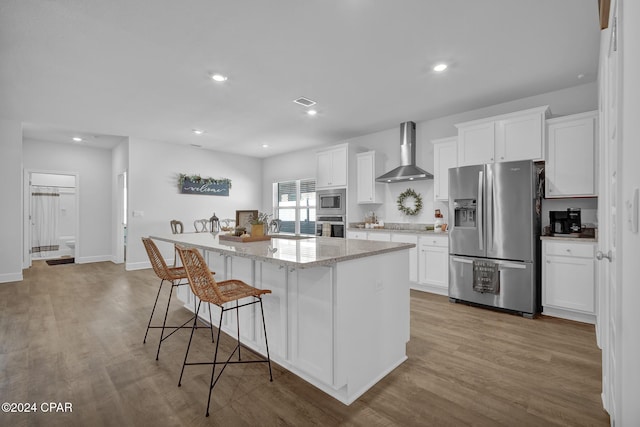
[247,212,271,237]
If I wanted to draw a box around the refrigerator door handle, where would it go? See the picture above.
[487,168,494,251]
[451,257,474,264]
[477,170,484,250]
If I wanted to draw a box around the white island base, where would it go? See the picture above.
[161,236,410,405]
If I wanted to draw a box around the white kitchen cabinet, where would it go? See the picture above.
[367,232,391,242]
[456,106,549,166]
[431,137,458,201]
[457,121,495,166]
[346,230,367,240]
[495,110,545,162]
[545,111,598,198]
[416,234,449,295]
[542,240,596,324]
[391,233,418,283]
[316,144,348,189]
[356,151,384,204]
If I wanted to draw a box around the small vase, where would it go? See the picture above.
[251,223,264,237]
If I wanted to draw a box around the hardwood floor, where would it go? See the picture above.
[0,261,610,426]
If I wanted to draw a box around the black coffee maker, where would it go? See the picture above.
[550,208,581,234]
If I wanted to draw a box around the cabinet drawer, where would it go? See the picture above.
[419,235,449,248]
[544,241,594,258]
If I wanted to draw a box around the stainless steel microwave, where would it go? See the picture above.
[317,188,346,215]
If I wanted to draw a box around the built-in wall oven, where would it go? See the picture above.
[316,215,345,238]
[316,189,346,237]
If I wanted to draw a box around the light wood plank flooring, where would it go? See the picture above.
[0,261,610,426]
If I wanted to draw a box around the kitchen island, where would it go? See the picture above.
[150,232,413,405]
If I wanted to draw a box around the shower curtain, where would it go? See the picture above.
[31,186,60,258]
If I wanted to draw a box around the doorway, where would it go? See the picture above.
[115,171,127,264]
[24,171,79,267]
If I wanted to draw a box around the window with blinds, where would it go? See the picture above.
[275,179,316,234]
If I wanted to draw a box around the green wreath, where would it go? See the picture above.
[397,188,423,216]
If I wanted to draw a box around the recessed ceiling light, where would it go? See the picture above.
[211,74,228,82]
[577,73,585,79]
[262,144,269,148]
[307,109,317,116]
[433,63,448,72]
[72,137,83,142]
[192,129,204,135]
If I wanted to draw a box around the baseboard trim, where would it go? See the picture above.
[126,261,151,271]
[410,283,448,296]
[0,272,24,283]
[76,255,113,264]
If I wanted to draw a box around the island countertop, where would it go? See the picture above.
[150,232,415,269]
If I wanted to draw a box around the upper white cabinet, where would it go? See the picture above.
[456,106,549,166]
[316,144,348,189]
[545,111,598,198]
[431,137,457,201]
[356,151,384,204]
[457,121,495,166]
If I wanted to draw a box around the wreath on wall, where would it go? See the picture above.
[397,188,423,216]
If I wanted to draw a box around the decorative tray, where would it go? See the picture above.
[218,234,272,243]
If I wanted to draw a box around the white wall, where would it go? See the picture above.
[262,82,598,226]
[112,138,129,263]
[620,0,640,423]
[0,118,23,283]
[126,138,263,269]
[23,139,113,263]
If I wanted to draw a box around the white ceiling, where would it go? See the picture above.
[1,0,600,157]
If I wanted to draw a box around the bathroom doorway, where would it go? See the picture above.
[24,171,79,267]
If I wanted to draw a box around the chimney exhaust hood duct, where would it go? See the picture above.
[376,121,433,183]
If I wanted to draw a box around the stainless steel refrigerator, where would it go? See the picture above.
[448,160,542,317]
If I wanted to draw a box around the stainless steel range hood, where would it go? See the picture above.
[376,121,433,183]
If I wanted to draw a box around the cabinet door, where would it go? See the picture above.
[418,244,449,289]
[391,234,418,282]
[543,254,595,313]
[289,266,334,384]
[545,113,598,197]
[495,112,544,162]
[432,138,457,201]
[330,147,348,187]
[367,232,391,242]
[356,152,374,203]
[346,231,367,240]
[255,261,289,361]
[457,121,495,166]
[316,151,332,188]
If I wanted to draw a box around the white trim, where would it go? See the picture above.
[0,272,24,284]
[411,283,448,296]
[75,255,113,264]
[126,260,151,271]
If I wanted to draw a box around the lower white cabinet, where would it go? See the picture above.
[542,240,596,324]
[391,233,418,283]
[416,234,449,295]
[346,230,367,240]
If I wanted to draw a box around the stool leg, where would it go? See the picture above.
[143,279,165,344]
[236,301,241,361]
[206,310,225,417]
[208,303,215,343]
[155,279,175,360]
[178,301,201,387]
[259,297,273,382]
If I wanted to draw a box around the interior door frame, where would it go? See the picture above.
[23,169,80,268]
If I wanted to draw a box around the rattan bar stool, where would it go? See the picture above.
[141,237,214,360]
[176,245,273,417]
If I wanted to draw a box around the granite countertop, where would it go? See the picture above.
[540,235,598,242]
[150,232,415,269]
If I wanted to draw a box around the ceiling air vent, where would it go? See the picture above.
[293,97,316,107]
